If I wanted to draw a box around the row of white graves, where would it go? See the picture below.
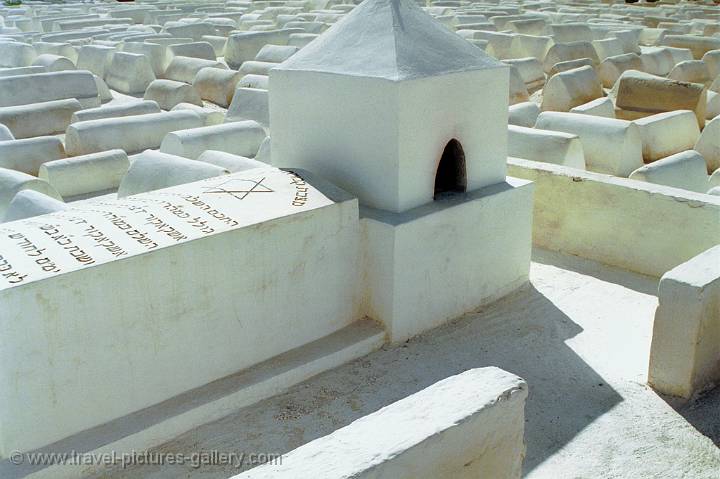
[0,0,337,214]
[0,0,716,199]
[457,0,720,195]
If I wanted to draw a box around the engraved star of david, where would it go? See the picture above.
[202,178,275,200]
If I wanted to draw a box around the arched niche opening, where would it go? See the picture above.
[434,139,467,199]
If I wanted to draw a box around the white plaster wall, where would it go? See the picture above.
[271,71,401,211]
[649,246,720,399]
[236,367,527,479]
[508,158,720,277]
[272,69,508,213]
[0,170,361,456]
[397,70,509,211]
[361,178,533,342]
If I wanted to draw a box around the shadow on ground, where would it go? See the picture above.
[672,386,720,447]
[532,249,658,296]
[87,277,622,478]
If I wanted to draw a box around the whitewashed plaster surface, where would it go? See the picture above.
[508,158,720,278]
[0,167,332,289]
[236,368,527,479]
[0,166,363,456]
[84,250,720,479]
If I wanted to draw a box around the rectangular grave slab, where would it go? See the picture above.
[0,166,361,456]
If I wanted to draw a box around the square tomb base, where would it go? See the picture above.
[360,177,534,342]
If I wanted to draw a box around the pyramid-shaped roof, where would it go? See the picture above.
[275,0,506,81]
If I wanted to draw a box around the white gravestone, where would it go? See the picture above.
[0,166,361,456]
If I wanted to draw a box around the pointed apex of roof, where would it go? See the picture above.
[276,0,505,80]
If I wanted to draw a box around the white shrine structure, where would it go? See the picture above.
[272,0,534,341]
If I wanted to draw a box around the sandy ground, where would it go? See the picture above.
[83,249,719,479]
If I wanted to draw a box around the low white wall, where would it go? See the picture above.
[508,158,720,277]
[236,367,528,479]
[649,246,720,399]
[0,167,361,457]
